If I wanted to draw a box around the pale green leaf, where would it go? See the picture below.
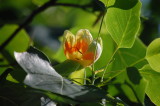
[102,39,147,104]
[105,0,141,48]
[14,47,106,102]
[105,38,147,79]
[146,38,160,72]
[69,69,85,85]
[140,64,160,106]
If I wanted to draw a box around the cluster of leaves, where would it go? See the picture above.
[0,0,160,106]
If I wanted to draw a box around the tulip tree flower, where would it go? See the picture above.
[63,29,102,67]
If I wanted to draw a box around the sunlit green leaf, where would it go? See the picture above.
[94,33,114,71]
[69,69,85,85]
[102,39,147,104]
[146,38,160,72]
[125,67,146,104]
[105,0,141,48]
[104,38,147,79]
[140,64,160,106]
[107,67,146,104]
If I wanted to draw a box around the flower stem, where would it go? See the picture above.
[101,47,119,82]
[84,69,86,85]
[91,65,96,85]
[91,10,106,85]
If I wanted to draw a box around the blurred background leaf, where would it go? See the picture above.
[0,24,30,54]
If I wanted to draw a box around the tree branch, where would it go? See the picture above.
[0,0,56,51]
[0,1,91,51]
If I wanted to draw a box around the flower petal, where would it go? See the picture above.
[75,29,93,54]
[63,30,75,53]
[76,29,93,44]
[87,41,102,62]
[63,30,76,47]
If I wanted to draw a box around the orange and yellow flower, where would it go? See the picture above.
[63,29,102,67]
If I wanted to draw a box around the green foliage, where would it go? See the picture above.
[105,0,141,48]
[0,54,9,75]
[140,65,160,105]
[108,67,147,104]
[69,69,85,85]
[0,25,30,55]
[103,38,147,80]
[146,38,160,72]
[54,59,83,76]
[0,0,160,105]
[0,24,30,82]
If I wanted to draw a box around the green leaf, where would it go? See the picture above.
[0,25,30,82]
[104,38,147,79]
[125,67,146,104]
[140,64,160,106]
[0,54,10,75]
[146,38,160,72]
[0,68,13,84]
[105,0,141,48]
[54,59,83,76]
[43,91,78,104]
[108,67,146,104]
[94,33,114,71]
[69,69,85,85]
[99,0,107,6]
[102,39,147,104]
[14,47,106,102]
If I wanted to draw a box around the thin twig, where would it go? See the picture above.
[0,1,91,51]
